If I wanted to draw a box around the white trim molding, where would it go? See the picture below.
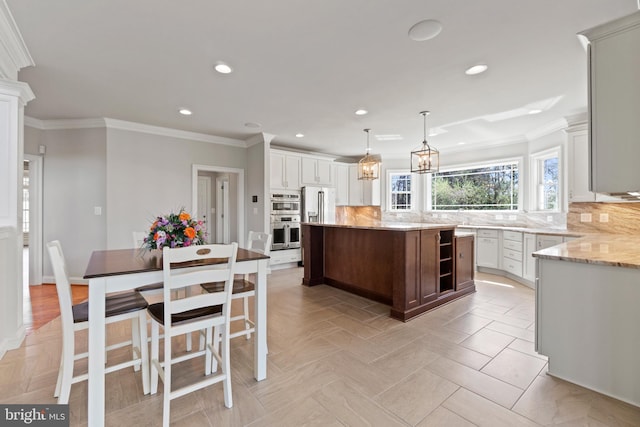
[0,1,34,80]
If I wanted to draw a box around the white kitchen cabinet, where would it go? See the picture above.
[522,233,537,282]
[566,124,595,202]
[334,163,349,205]
[348,165,380,206]
[502,230,523,277]
[476,229,499,269]
[301,157,333,186]
[270,151,301,190]
[581,11,640,194]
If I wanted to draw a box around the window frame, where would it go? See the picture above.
[386,170,416,212]
[529,146,561,212]
[427,158,523,212]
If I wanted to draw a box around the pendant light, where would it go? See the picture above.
[358,128,381,180]
[410,111,440,174]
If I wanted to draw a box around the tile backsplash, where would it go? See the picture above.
[567,202,640,234]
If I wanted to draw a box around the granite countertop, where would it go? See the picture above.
[302,221,456,231]
[455,225,583,237]
[533,234,640,269]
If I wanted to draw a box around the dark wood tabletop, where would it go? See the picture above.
[84,248,269,279]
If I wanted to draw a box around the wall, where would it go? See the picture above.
[105,127,247,250]
[568,202,640,234]
[246,134,271,235]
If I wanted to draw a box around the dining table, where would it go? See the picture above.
[83,247,270,427]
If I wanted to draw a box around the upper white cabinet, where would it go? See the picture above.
[348,165,380,206]
[301,157,333,186]
[334,163,350,205]
[581,11,640,194]
[566,124,595,203]
[270,151,301,190]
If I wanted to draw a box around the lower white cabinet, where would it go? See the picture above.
[502,230,523,277]
[522,233,537,282]
[537,234,563,250]
[477,229,499,269]
[269,248,301,266]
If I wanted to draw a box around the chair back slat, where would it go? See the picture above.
[46,241,75,340]
[247,231,272,256]
[167,268,231,292]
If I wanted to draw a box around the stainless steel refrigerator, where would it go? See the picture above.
[301,186,336,223]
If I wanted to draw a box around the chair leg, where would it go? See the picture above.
[138,312,150,395]
[243,296,251,340]
[211,325,220,373]
[163,327,172,427]
[54,351,64,398]
[221,328,233,408]
[58,340,74,404]
[131,317,141,372]
[204,327,213,376]
[150,321,159,395]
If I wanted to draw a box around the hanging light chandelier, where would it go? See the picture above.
[410,111,440,174]
[358,128,381,180]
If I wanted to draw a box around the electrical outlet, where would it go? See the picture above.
[508,215,517,221]
[432,214,439,218]
[547,215,553,222]
[580,213,592,222]
[599,213,609,223]
[495,214,504,220]
[94,206,102,216]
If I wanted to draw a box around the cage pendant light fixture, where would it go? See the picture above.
[358,128,381,180]
[411,111,440,174]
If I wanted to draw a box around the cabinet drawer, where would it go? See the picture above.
[503,230,522,242]
[503,248,522,262]
[478,229,498,238]
[503,239,522,251]
[503,258,523,277]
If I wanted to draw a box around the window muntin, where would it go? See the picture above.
[431,162,519,210]
[531,148,560,211]
[389,172,413,211]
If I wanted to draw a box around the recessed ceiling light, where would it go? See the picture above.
[355,109,368,116]
[295,133,304,138]
[408,19,443,41]
[465,64,488,75]
[528,109,542,115]
[375,134,403,141]
[214,61,233,74]
[458,142,466,145]
[179,109,192,116]
[244,122,261,128]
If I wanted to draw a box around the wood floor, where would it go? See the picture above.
[25,284,88,334]
[5,268,640,426]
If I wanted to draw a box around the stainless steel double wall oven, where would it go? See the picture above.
[270,192,301,251]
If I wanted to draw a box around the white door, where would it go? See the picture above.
[216,176,230,244]
[197,175,212,243]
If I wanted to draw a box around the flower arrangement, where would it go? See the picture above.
[144,209,206,250]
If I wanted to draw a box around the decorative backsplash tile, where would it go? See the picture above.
[335,206,382,224]
[568,202,640,234]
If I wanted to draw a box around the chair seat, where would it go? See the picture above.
[201,278,255,295]
[134,282,164,293]
[72,291,148,323]
[147,303,222,326]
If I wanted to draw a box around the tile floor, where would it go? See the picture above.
[2,268,640,426]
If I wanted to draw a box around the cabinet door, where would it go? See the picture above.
[537,235,563,250]
[420,229,438,304]
[316,159,333,185]
[335,164,349,205]
[284,155,301,189]
[300,157,317,185]
[567,127,596,202]
[348,165,363,205]
[362,179,381,206]
[455,236,474,290]
[477,236,499,268]
[522,233,536,282]
[270,152,286,189]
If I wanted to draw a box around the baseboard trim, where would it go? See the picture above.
[0,325,26,360]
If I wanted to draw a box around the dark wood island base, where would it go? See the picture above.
[302,223,475,322]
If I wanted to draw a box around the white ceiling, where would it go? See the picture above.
[7,0,639,159]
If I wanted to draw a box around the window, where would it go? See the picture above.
[430,161,519,210]
[388,172,414,211]
[531,148,560,211]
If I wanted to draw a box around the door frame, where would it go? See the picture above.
[215,176,230,243]
[192,164,244,247]
[24,154,43,285]
[197,175,212,243]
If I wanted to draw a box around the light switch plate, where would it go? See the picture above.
[580,213,592,222]
[599,213,609,223]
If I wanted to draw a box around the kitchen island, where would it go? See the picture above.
[534,235,640,408]
[302,222,475,321]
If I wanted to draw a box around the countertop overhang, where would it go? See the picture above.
[533,234,640,269]
[301,221,454,231]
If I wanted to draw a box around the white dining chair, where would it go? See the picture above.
[200,231,271,340]
[46,240,150,404]
[149,243,237,427]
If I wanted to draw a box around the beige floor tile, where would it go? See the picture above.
[327,314,383,339]
[470,307,533,329]
[314,380,407,426]
[332,302,385,323]
[370,338,440,381]
[269,336,340,371]
[427,357,524,409]
[513,374,640,426]
[325,329,386,363]
[443,313,493,335]
[481,348,547,390]
[367,324,426,354]
[416,406,477,427]
[442,388,540,427]
[247,395,343,427]
[460,328,515,357]
[508,338,548,361]
[419,332,492,371]
[486,320,536,342]
[376,367,459,425]
[172,409,213,427]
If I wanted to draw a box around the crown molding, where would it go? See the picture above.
[24,117,105,130]
[564,111,588,128]
[524,117,568,141]
[0,78,34,104]
[103,118,246,148]
[0,1,34,80]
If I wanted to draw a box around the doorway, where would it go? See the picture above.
[23,154,43,286]
[192,165,245,247]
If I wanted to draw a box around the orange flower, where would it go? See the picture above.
[151,220,158,230]
[154,232,159,241]
[179,212,191,221]
[184,227,196,239]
